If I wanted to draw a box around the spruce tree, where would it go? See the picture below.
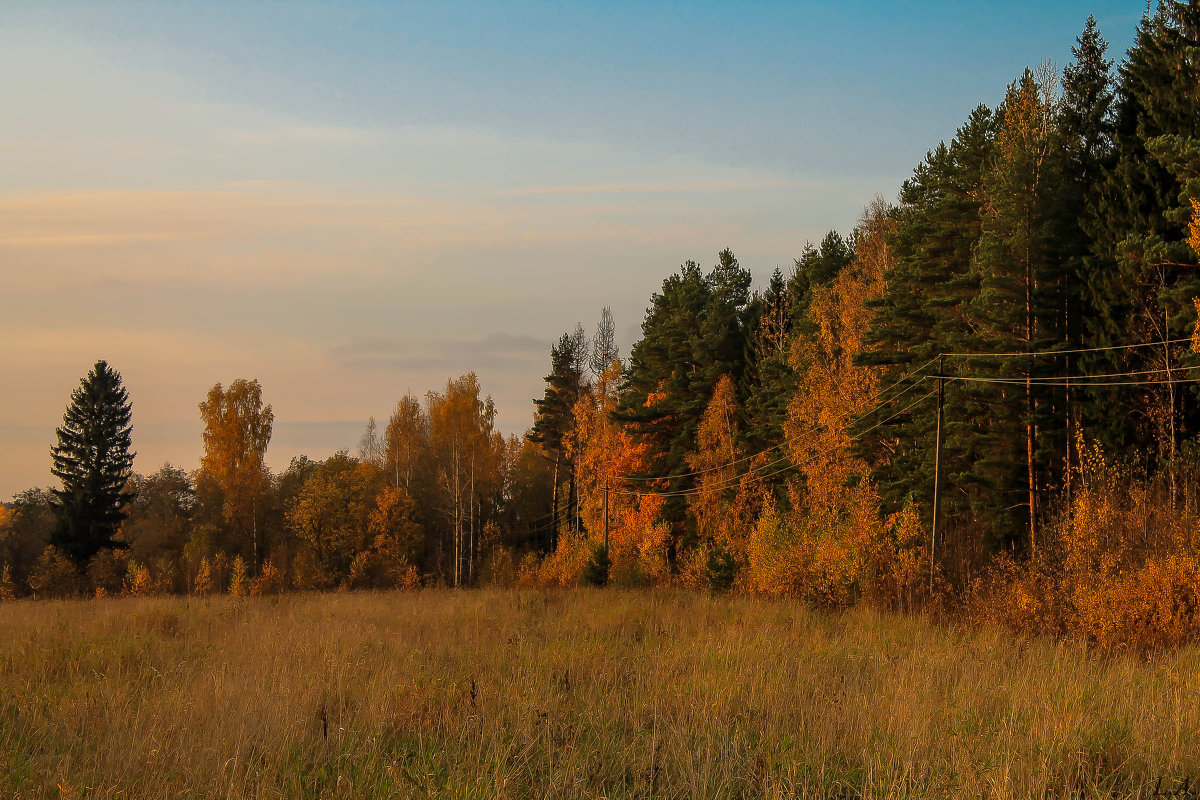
[743,267,795,453]
[1087,1,1200,468]
[50,360,136,565]
[1059,15,1115,478]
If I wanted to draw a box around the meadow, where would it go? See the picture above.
[1,589,1198,799]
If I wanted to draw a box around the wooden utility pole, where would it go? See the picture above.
[931,354,945,594]
[604,480,610,550]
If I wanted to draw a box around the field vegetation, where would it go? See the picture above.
[3,589,1198,799]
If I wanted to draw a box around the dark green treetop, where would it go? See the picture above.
[50,360,137,564]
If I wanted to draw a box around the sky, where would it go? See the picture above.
[0,0,1144,499]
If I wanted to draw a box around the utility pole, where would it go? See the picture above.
[931,354,945,594]
[604,480,610,550]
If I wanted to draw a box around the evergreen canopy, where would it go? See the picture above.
[50,360,136,564]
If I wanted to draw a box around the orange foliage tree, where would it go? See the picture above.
[682,374,762,589]
[196,379,274,566]
[748,200,925,608]
[551,359,670,585]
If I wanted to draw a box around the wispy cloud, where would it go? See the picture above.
[330,333,549,372]
[495,179,800,198]
[212,125,381,147]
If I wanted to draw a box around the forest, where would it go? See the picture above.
[4,5,1200,650]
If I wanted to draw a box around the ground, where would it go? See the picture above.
[1,589,1197,798]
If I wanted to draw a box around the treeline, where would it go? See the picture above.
[0,371,562,598]
[4,6,1200,647]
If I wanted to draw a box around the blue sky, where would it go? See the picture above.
[0,1,1143,497]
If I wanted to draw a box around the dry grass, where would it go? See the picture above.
[1,589,1198,799]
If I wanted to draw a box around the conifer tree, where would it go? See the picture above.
[858,106,996,560]
[1058,15,1115,487]
[743,267,795,453]
[972,68,1068,550]
[616,250,752,552]
[1087,1,1200,470]
[529,331,588,548]
[49,360,137,565]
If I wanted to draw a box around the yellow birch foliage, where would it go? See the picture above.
[228,556,248,597]
[561,360,670,585]
[0,563,15,601]
[250,561,285,596]
[197,379,273,558]
[193,557,214,596]
[686,375,760,569]
[973,437,1200,649]
[749,200,924,606]
[1190,197,1199,256]
[124,560,154,597]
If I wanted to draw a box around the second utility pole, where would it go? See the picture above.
[931,354,945,594]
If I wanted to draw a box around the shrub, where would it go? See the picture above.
[0,563,16,600]
[582,545,611,587]
[250,561,285,596]
[27,546,82,599]
[124,560,154,597]
[228,556,249,597]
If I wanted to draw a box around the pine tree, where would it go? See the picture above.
[858,105,996,556]
[1087,1,1200,472]
[529,331,588,549]
[49,360,137,565]
[615,250,752,552]
[971,67,1068,551]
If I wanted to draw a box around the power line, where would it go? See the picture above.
[941,336,1193,359]
[601,336,1198,501]
[1018,363,1200,382]
[613,387,937,499]
[620,354,940,483]
[935,374,1200,388]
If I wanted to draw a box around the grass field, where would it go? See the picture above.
[1,589,1198,799]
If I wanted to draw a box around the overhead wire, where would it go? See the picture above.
[619,354,941,483]
[935,374,1200,387]
[612,386,937,499]
[941,336,1193,359]
[549,335,1199,511]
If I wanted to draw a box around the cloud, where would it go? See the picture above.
[330,333,549,372]
[495,179,800,198]
[212,125,380,147]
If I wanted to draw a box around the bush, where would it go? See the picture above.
[704,545,738,594]
[124,560,154,597]
[582,545,611,587]
[0,563,16,600]
[27,546,82,599]
[250,561,285,596]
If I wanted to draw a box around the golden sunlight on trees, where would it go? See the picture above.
[385,394,429,493]
[428,373,503,587]
[287,452,381,590]
[747,201,924,607]
[559,359,669,586]
[684,374,760,590]
[197,379,273,566]
[1191,197,1200,257]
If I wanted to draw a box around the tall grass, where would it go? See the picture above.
[1,589,1197,798]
